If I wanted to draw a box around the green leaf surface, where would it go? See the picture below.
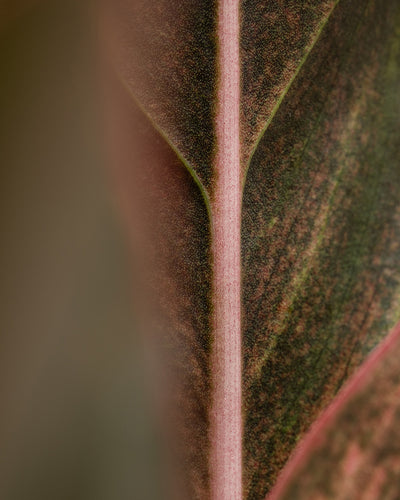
[242,1,400,497]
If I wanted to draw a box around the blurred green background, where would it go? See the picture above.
[0,1,162,498]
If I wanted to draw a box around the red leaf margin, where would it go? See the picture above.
[267,319,400,499]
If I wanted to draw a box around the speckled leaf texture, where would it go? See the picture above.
[268,321,400,500]
[242,2,400,497]
[107,0,400,499]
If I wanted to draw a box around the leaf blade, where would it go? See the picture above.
[268,320,400,500]
[109,0,218,191]
[240,0,338,170]
[107,1,400,498]
[242,1,400,496]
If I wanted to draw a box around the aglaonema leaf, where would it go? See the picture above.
[106,0,400,498]
[267,320,400,500]
[242,1,400,497]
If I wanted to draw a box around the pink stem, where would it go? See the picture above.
[210,1,242,499]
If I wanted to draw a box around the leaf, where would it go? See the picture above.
[267,320,400,500]
[106,0,400,498]
[242,2,400,497]
[107,75,213,499]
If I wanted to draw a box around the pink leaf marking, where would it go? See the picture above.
[267,320,400,500]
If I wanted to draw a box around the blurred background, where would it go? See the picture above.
[0,1,162,498]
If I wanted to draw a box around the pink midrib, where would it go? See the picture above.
[210,1,242,499]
